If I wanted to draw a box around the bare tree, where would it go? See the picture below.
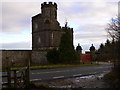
[104,2,120,87]
[106,16,120,72]
[106,17,120,41]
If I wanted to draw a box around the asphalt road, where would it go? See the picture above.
[30,63,113,82]
[2,63,113,83]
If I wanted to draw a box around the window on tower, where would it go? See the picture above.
[45,20,50,24]
[51,32,54,39]
[38,37,41,43]
[45,10,50,17]
[51,32,54,46]
[34,23,38,30]
[55,11,57,19]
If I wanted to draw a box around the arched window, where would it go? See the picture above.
[51,32,54,46]
[44,20,50,24]
[38,37,41,43]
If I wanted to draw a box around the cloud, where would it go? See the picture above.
[0,2,2,31]
[58,1,118,27]
[73,24,109,51]
[2,2,39,33]
[1,0,119,51]
[57,1,118,51]
[1,41,32,50]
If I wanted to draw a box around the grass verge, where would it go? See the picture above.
[104,70,120,88]
[6,63,99,71]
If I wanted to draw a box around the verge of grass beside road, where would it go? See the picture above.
[10,63,99,71]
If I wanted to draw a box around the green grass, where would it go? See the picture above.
[2,63,99,71]
[104,70,120,88]
[30,63,98,70]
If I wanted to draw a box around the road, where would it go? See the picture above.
[2,63,112,83]
[30,63,113,82]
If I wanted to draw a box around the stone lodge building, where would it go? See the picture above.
[2,2,73,67]
[32,2,62,50]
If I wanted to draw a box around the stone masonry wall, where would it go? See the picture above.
[2,50,31,68]
[2,50,48,68]
[31,50,48,65]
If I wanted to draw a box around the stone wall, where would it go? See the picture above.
[1,50,48,68]
[2,50,31,68]
[31,50,48,65]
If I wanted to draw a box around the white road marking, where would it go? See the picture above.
[2,81,14,84]
[103,71,108,72]
[94,72,97,74]
[3,79,42,84]
[32,70,71,75]
[37,72,40,74]
[73,74,82,77]
[2,82,7,84]
[30,79,42,81]
[53,76,64,79]
[97,66,112,69]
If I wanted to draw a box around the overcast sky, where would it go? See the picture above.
[1,0,119,52]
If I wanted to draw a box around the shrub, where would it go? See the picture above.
[46,48,60,64]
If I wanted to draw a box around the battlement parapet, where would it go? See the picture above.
[41,2,57,9]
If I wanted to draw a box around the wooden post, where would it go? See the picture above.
[6,56,11,88]
[7,67,11,88]
[13,70,17,88]
[25,67,29,88]
[25,52,30,88]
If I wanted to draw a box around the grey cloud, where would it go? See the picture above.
[74,24,108,44]
[75,34,107,39]
[1,1,119,50]
[2,2,40,33]
[58,1,117,26]
[1,41,31,50]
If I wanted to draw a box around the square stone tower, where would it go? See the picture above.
[32,2,61,50]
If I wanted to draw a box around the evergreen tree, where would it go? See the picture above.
[47,23,79,64]
[59,26,79,64]
[97,39,115,61]
[100,43,104,49]
[98,43,104,53]
[46,48,60,64]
